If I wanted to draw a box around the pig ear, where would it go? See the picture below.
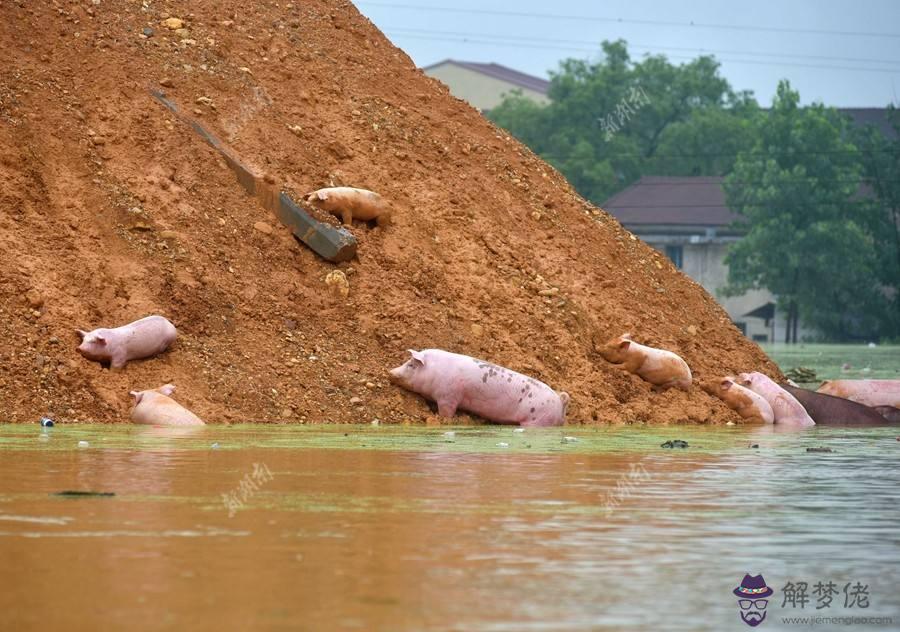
[407,349,426,367]
[720,378,733,390]
[130,391,143,405]
[618,340,631,350]
[76,329,87,340]
[316,190,329,201]
[159,384,176,396]
[94,334,107,345]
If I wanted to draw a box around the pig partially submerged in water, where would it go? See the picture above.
[130,384,205,426]
[305,186,392,227]
[389,349,569,426]
[816,379,900,409]
[701,376,775,423]
[598,333,692,390]
[77,315,177,369]
[737,372,815,427]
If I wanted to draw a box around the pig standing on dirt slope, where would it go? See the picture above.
[816,379,900,409]
[737,372,815,427]
[389,349,569,426]
[701,377,775,423]
[130,384,205,426]
[598,333,692,391]
[76,315,177,370]
[305,187,392,227]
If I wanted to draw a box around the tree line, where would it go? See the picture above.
[489,41,900,342]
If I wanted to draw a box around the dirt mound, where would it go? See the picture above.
[0,0,779,425]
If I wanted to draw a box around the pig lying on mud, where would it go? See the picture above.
[737,372,815,427]
[305,187,392,227]
[701,377,775,423]
[389,349,569,426]
[598,333,692,390]
[816,380,900,409]
[130,384,205,426]
[77,315,177,369]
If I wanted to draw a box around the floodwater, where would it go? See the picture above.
[1,424,898,632]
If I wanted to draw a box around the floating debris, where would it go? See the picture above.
[496,442,509,448]
[806,447,834,453]
[749,444,759,449]
[40,417,54,427]
[661,440,689,449]
[211,442,220,450]
[513,428,525,433]
[77,440,89,448]
[52,491,115,498]
[562,436,579,443]
[442,431,456,440]
[786,367,817,383]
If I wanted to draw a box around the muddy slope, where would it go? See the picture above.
[0,0,778,424]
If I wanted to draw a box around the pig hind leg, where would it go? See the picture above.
[436,396,461,418]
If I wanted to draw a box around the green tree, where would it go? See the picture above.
[488,40,742,203]
[723,81,887,342]
[853,107,900,339]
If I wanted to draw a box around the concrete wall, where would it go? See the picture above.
[638,235,815,343]
[424,64,550,111]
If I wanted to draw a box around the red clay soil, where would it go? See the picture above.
[0,0,780,425]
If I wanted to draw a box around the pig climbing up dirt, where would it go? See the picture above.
[130,384,205,426]
[305,187,392,227]
[389,349,569,426]
[598,333,692,391]
[701,377,775,423]
[816,380,900,409]
[76,315,177,370]
[737,372,815,427]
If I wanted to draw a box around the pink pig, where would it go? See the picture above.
[598,333,692,390]
[701,376,775,424]
[737,372,815,427]
[389,349,569,426]
[130,384,205,426]
[816,380,900,409]
[77,315,177,369]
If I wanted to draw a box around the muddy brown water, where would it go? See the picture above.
[1,424,898,631]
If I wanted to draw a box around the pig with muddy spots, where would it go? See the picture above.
[76,315,177,370]
[389,349,569,426]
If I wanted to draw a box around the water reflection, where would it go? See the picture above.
[0,426,897,631]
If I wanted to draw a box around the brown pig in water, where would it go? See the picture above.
[130,384,205,426]
[701,377,775,423]
[816,379,900,409]
[305,187,392,227]
[598,333,692,390]
[77,315,177,369]
[389,349,569,426]
[780,383,895,425]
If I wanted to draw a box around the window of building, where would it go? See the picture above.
[734,321,747,335]
[752,334,769,343]
[665,245,683,269]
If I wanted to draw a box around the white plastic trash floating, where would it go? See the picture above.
[513,428,525,433]
[442,431,456,439]
[211,442,220,450]
[78,441,89,448]
[497,442,509,448]
[562,436,579,443]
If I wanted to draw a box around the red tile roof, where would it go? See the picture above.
[602,176,742,226]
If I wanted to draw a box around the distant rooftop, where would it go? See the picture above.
[603,176,740,227]
[839,107,898,139]
[422,60,551,95]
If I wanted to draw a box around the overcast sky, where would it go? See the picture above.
[356,0,900,107]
